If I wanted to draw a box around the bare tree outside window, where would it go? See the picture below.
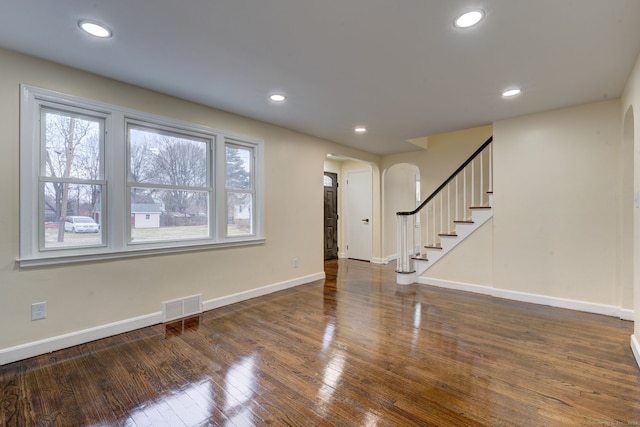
[42,109,103,248]
[128,126,210,242]
[21,86,264,264]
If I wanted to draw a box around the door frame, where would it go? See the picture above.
[345,168,372,261]
[323,171,339,260]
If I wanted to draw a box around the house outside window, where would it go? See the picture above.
[226,143,254,236]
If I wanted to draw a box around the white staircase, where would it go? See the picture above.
[396,136,494,285]
[397,195,493,285]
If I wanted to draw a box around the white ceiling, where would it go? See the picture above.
[2,0,640,154]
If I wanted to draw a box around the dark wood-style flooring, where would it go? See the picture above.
[1,259,639,426]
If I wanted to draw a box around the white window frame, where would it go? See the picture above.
[38,104,108,251]
[224,140,256,238]
[125,119,215,246]
[19,85,264,267]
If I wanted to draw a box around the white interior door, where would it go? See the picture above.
[346,169,372,261]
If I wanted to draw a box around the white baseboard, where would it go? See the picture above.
[420,277,635,320]
[620,308,635,322]
[202,272,325,311]
[0,271,325,366]
[0,312,162,366]
[632,335,640,369]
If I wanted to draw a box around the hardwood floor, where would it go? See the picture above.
[1,259,639,426]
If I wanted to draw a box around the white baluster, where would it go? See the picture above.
[439,192,443,234]
[480,151,484,206]
[471,161,475,207]
[424,206,428,247]
[433,202,436,246]
[463,166,467,219]
[489,143,493,193]
[447,183,450,233]
[455,175,459,221]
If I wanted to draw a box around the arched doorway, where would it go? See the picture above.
[383,163,420,262]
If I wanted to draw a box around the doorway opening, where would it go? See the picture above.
[324,172,338,260]
[345,168,372,261]
[324,155,374,264]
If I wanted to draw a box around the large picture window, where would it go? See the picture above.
[20,85,264,266]
[127,123,212,243]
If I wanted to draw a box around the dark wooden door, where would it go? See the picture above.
[324,172,338,260]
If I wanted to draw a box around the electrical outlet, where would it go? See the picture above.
[31,302,46,321]
[293,258,299,268]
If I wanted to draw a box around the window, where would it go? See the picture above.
[20,85,264,266]
[127,122,212,243]
[226,143,254,237]
[41,108,105,249]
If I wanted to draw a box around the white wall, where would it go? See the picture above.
[3,46,636,366]
[425,219,493,286]
[420,99,629,324]
[493,100,621,305]
[381,125,494,259]
[383,163,419,260]
[0,49,378,363]
[621,53,640,365]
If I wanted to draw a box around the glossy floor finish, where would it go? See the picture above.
[1,260,640,426]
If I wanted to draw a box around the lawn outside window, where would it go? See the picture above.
[19,85,264,267]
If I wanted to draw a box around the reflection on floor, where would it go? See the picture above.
[1,259,639,426]
[165,315,201,339]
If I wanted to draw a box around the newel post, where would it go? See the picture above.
[396,212,415,274]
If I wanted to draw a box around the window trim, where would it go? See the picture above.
[125,119,215,246]
[38,106,108,252]
[224,140,257,238]
[19,85,265,267]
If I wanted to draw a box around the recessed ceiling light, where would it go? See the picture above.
[454,10,485,28]
[269,94,286,102]
[354,126,367,133]
[78,20,112,38]
[502,88,522,97]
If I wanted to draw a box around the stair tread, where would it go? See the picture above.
[424,245,442,250]
[469,206,491,209]
[411,255,429,261]
[453,220,474,224]
[438,233,458,237]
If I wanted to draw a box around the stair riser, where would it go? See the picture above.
[417,205,493,277]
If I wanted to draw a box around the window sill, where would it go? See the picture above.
[17,238,265,268]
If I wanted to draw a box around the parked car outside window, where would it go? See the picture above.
[64,216,100,233]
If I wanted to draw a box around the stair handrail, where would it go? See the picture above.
[397,135,493,217]
[396,135,493,275]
